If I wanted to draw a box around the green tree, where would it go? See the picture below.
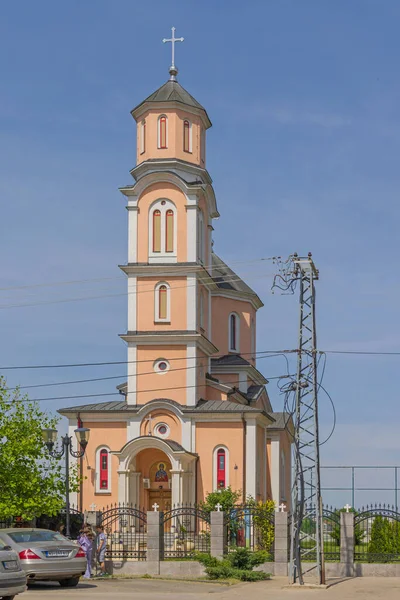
[0,378,80,521]
[368,515,391,559]
[246,497,275,552]
[200,487,242,515]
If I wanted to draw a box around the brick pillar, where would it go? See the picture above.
[274,511,288,576]
[146,511,163,574]
[340,511,354,577]
[210,511,227,559]
[85,510,101,528]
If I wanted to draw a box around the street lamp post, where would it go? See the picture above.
[42,427,90,538]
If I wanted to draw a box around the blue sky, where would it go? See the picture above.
[1,0,400,506]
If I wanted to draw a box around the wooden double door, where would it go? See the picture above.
[148,490,171,514]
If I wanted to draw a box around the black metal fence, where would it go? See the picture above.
[289,505,340,562]
[99,503,147,561]
[226,504,275,560]
[354,505,400,563]
[162,505,210,559]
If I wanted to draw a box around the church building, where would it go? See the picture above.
[59,42,292,513]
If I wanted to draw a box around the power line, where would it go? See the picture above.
[3,374,294,405]
[322,350,400,356]
[0,256,278,293]
[0,270,276,310]
[0,349,297,371]
[8,353,293,391]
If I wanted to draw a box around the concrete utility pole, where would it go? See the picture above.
[273,253,325,585]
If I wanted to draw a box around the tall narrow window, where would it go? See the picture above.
[183,120,191,152]
[100,449,108,490]
[140,120,146,154]
[217,449,226,489]
[159,115,167,149]
[159,285,168,320]
[166,210,174,252]
[229,313,239,352]
[153,210,161,252]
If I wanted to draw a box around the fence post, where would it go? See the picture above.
[340,511,354,577]
[210,511,227,559]
[146,510,163,574]
[85,510,101,528]
[274,511,288,576]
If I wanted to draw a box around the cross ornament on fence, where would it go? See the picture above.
[215,503,222,512]
[152,503,159,512]
[344,503,352,513]
[279,503,287,513]
[89,503,97,511]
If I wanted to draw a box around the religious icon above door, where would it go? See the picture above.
[149,459,171,484]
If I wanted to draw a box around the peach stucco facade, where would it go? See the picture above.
[60,68,292,513]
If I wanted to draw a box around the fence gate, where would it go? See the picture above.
[99,504,147,561]
[162,505,210,558]
[296,505,340,563]
[354,505,400,563]
[226,505,275,560]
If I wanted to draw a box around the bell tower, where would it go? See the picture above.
[119,28,219,407]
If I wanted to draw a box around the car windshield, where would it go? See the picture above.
[8,531,66,543]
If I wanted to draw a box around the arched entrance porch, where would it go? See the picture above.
[112,436,197,509]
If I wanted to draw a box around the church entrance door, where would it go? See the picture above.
[149,490,171,515]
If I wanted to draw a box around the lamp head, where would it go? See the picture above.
[75,427,90,449]
[42,428,58,451]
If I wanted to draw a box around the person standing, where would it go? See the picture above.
[78,527,94,579]
[95,525,108,577]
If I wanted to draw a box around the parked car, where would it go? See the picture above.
[0,529,86,588]
[0,536,26,599]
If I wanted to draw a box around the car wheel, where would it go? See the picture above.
[59,577,80,587]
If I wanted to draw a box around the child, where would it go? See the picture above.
[78,527,94,579]
[95,525,108,577]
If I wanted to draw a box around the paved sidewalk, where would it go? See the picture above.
[24,577,400,599]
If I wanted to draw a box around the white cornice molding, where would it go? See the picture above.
[119,332,218,356]
[131,101,212,129]
[210,364,268,386]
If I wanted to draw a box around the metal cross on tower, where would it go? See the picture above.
[163,26,184,70]
[272,253,325,586]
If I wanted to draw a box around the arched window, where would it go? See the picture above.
[155,282,170,322]
[198,212,204,263]
[149,200,176,260]
[183,119,192,153]
[96,446,111,493]
[165,210,174,253]
[140,120,146,154]
[251,317,255,356]
[158,115,167,149]
[199,290,205,329]
[229,313,240,352]
[153,210,161,252]
[213,446,229,490]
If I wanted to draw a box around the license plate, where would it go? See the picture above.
[45,551,69,558]
[3,560,18,570]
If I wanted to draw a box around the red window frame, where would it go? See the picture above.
[100,449,108,489]
[217,448,226,489]
[183,120,190,152]
[159,116,167,149]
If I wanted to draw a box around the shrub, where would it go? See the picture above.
[201,487,242,515]
[239,570,270,581]
[225,547,269,570]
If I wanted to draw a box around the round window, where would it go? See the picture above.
[155,423,170,438]
[154,359,170,374]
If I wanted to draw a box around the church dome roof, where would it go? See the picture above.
[132,78,211,127]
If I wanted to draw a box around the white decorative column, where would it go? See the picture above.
[127,276,137,331]
[129,471,141,507]
[117,469,129,504]
[170,469,183,505]
[186,343,197,406]
[127,344,137,405]
[186,203,198,263]
[270,435,281,507]
[245,418,257,499]
[127,204,138,263]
